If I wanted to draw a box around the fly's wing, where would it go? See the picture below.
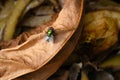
[49,35,54,44]
[45,35,54,43]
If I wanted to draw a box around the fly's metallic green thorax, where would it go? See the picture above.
[47,27,54,37]
[46,27,55,42]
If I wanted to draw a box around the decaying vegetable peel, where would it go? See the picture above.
[83,10,118,55]
[81,70,89,80]
[4,0,31,41]
[100,54,120,68]
[0,0,84,80]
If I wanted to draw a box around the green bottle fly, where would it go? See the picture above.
[46,27,54,42]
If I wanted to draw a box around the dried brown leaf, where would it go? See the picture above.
[0,0,84,80]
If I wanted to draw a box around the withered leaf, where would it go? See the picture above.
[14,18,84,80]
[0,0,84,80]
